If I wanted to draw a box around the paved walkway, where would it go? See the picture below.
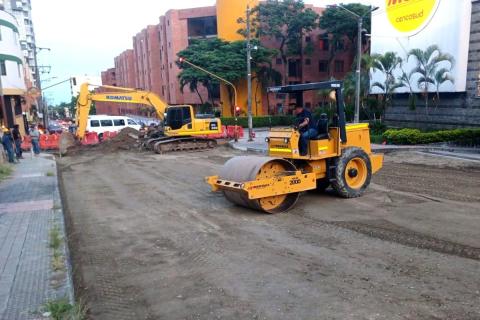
[0,154,72,319]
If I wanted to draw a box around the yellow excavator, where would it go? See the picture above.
[75,83,222,152]
[206,81,384,213]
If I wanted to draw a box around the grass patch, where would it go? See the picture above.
[49,226,62,250]
[0,164,12,181]
[52,251,65,271]
[46,171,55,177]
[43,298,87,320]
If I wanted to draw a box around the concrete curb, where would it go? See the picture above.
[52,158,75,304]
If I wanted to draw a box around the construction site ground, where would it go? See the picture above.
[57,147,480,320]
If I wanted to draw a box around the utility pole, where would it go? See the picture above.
[332,5,379,123]
[33,45,51,129]
[246,5,253,141]
[355,17,362,124]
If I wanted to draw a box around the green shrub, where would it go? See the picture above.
[369,121,387,135]
[382,128,480,145]
[220,115,295,128]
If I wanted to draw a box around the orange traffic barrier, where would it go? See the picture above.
[81,132,99,145]
[226,126,244,139]
[38,134,60,150]
[21,136,32,151]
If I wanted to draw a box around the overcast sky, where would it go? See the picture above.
[32,0,373,104]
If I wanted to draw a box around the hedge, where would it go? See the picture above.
[220,116,295,128]
[382,128,480,145]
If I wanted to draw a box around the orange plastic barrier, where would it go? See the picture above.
[81,132,99,145]
[38,134,60,150]
[21,136,32,151]
[226,126,244,139]
[103,131,118,140]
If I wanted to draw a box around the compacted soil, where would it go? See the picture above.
[58,148,480,320]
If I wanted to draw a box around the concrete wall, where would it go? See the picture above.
[385,0,480,129]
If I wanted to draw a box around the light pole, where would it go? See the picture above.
[333,5,378,123]
[32,45,51,128]
[246,5,254,141]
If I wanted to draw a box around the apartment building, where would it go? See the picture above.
[0,0,36,86]
[98,3,355,116]
[0,9,27,134]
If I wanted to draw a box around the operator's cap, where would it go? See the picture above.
[2,127,9,133]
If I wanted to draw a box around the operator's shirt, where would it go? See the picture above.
[296,109,315,132]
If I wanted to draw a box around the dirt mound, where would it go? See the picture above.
[96,127,140,153]
[65,127,141,156]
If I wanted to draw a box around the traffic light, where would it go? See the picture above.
[179,57,185,64]
[235,106,241,117]
[71,77,77,86]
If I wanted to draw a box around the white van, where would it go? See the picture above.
[86,115,142,138]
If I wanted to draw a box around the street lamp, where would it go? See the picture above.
[330,5,379,123]
[32,45,51,128]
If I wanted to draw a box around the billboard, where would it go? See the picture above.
[370,0,472,94]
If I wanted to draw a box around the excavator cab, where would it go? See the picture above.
[164,105,220,136]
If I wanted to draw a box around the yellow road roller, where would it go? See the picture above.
[206,81,383,213]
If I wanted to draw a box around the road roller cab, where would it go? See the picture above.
[206,80,384,213]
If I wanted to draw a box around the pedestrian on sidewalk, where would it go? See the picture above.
[30,124,41,155]
[12,124,24,159]
[1,128,15,163]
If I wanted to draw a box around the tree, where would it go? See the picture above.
[247,0,318,85]
[408,45,455,115]
[177,38,277,114]
[319,3,372,77]
[371,52,403,110]
[433,67,454,109]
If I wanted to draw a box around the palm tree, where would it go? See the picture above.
[371,52,403,111]
[433,67,454,109]
[398,65,417,110]
[408,45,455,115]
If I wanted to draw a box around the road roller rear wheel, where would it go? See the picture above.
[331,147,372,198]
[218,156,300,213]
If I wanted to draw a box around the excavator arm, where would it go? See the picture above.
[75,83,169,139]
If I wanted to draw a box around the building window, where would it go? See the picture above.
[288,60,300,77]
[187,16,217,39]
[170,63,172,69]
[168,42,171,48]
[0,28,2,41]
[305,102,311,109]
[0,61,6,76]
[319,35,329,51]
[336,40,345,51]
[276,58,282,65]
[305,58,311,66]
[318,60,329,73]
[334,60,344,73]
[17,63,21,77]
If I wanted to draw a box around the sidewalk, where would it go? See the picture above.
[229,128,480,157]
[0,154,73,319]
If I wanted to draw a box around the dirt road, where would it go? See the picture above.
[58,148,480,320]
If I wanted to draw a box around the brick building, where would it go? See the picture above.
[97,3,355,117]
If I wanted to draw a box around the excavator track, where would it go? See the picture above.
[151,136,217,154]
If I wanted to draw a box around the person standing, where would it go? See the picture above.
[1,128,15,163]
[30,125,41,155]
[12,124,23,159]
